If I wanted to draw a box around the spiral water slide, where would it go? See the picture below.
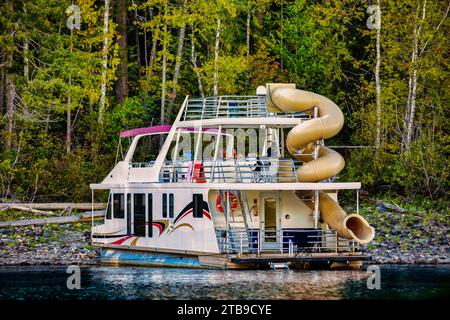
[267,84,375,244]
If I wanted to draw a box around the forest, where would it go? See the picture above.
[0,0,448,205]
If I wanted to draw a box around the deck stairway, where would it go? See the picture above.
[218,189,253,253]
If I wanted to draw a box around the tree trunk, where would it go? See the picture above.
[23,38,29,81]
[405,0,427,152]
[191,25,204,98]
[115,0,129,104]
[167,0,187,119]
[149,8,157,73]
[149,35,157,70]
[144,8,148,76]
[280,2,283,71]
[66,30,73,154]
[213,18,221,96]
[66,76,72,154]
[98,0,110,125]
[133,9,141,73]
[160,2,168,124]
[375,0,382,150]
[23,3,29,82]
[5,74,14,150]
[0,65,4,114]
[246,7,251,59]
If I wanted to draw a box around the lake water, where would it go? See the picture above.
[0,265,448,300]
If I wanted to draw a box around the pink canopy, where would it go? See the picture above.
[120,125,225,138]
[120,125,172,138]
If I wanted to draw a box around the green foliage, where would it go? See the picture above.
[0,0,448,206]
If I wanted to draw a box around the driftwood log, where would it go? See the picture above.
[0,204,56,216]
[0,203,106,210]
[360,195,408,213]
[0,210,106,227]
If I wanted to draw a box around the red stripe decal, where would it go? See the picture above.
[176,208,193,223]
[203,210,211,220]
[152,222,164,236]
[110,235,133,245]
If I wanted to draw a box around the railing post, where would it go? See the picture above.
[171,128,181,182]
[314,190,319,229]
[289,239,292,257]
[356,189,360,215]
[335,231,338,253]
[210,125,222,182]
[240,232,242,255]
[257,230,260,255]
[280,230,283,253]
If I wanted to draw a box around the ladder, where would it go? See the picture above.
[236,190,252,249]
[220,189,251,253]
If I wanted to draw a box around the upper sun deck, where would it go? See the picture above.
[179,95,310,128]
[92,89,360,191]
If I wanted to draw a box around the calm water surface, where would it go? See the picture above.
[0,265,448,300]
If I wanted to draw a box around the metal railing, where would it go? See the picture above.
[130,161,156,168]
[182,95,310,121]
[158,158,300,183]
[215,228,360,255]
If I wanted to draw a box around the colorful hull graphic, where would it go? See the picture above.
[101,249,201,268]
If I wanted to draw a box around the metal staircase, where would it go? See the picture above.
[218,189,252,253]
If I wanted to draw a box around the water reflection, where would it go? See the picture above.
[0,265,448,300]
[91,267,369,300]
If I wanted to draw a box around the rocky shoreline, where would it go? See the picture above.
[361,204,449,265]
[0,223,99,265]
[0,210,448,266]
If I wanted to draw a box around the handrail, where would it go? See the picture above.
[157,158,301,183]
[183,95,310,121]
[215,228,360,254]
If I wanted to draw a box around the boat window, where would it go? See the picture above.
[162,193,167,218]
[133,194,146,237]
[113,193,125,219]
[106,193,112,219]
[132,134,167,165]
[148,194,153,237]
[127,194,131,235]
[169,193,174,218]
[193,194,203,218]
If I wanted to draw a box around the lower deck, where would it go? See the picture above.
[89,182,371,269]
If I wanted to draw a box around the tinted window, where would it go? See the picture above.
[169,193,174,218]
[133,194,146,237]
[162,193,167,218]
[132,134,168,165]
[113,193,125,219]
[148,194,153,237]
[193,194,203,218]
[127,194,131,235]
[106,194,112,219]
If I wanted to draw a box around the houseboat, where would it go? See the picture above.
[90,83,375,269]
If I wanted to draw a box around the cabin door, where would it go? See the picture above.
[260,192,280,243]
